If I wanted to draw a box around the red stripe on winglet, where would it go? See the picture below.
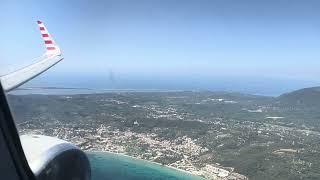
[39,27,45,31]
[37,21,42,24]
[42,34,49,37]
[45,40,53,44]
[47,47,56,50]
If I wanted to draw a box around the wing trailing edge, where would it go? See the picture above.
[0,21,63,92]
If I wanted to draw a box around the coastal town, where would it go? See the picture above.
[19,123,247,180]
[9,90,320,180]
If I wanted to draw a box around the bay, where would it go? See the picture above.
[87,152,204,180]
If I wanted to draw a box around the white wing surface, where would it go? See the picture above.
[0,21,63,92]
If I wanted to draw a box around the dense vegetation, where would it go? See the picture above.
[7,87,320,180]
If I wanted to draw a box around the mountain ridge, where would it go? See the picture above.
[277,86,320,107]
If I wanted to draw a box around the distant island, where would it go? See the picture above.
[7,86,320,180]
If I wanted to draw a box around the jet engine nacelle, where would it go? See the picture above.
[20,135,91,180]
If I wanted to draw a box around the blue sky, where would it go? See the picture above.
[1,0,320,95]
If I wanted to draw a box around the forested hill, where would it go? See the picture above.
[277,86,320,107]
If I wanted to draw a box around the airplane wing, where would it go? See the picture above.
[0,21,63,92]
[0,21,90,180]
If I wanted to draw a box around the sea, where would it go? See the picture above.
[87,152,203,180]
[18,75,320,96]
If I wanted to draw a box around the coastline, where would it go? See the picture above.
[87,150,204,179]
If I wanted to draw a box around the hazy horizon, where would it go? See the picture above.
[17,73,319,96]
[2,0,320,96]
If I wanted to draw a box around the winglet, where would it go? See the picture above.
[0,21,63,92]
[37,20,61,56]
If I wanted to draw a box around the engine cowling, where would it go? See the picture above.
[20,135,91,180]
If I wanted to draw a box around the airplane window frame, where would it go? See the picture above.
[0,82,36,180]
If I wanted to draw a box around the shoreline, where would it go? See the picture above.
[87,150,204,179]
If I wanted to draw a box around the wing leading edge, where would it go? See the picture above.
[0,21,63,92]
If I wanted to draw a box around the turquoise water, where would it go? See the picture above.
[87,152,203,180]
